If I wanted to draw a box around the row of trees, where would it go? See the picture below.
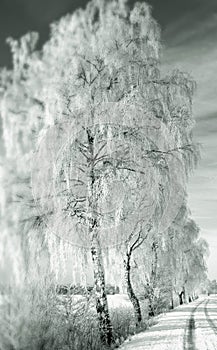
[132,205,208,312]
[0,0,208,347]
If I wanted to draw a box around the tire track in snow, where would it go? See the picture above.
[183,300,205,350]
[204,298,217,336]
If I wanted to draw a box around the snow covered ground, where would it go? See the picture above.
[120,295,217,350]
[1,292,216,349]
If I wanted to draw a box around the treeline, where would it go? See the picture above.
[0,0,208,349]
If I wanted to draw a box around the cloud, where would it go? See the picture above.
[164,10,217,46]
[13,0,87,24]
[162,8,217,121]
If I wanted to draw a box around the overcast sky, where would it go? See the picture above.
[0,0,216,280]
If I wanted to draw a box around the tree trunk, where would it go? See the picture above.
[124,252,142,326]
[148,241,158,316]
[148,298,155,317]
[170,289,174,309]
[91,237,113,346]
[179,290,184,305]
[183,286,187,304]
[87,128,113,346]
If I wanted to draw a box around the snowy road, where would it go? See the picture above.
[120,296,217,350]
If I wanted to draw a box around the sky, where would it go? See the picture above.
[0,0,216,280]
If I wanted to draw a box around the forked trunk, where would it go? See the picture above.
[91,237,113,346]
[124,252,142,326]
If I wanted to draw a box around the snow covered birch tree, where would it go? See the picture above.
[28,0,199,338]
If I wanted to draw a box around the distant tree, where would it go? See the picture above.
[182,228,209,301]
[208,280,217,294]
[162,206,208,305]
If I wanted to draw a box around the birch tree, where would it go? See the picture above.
[29,0,198,338]
[180,219,209,301]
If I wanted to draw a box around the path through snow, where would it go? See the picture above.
[120,296,217,350]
